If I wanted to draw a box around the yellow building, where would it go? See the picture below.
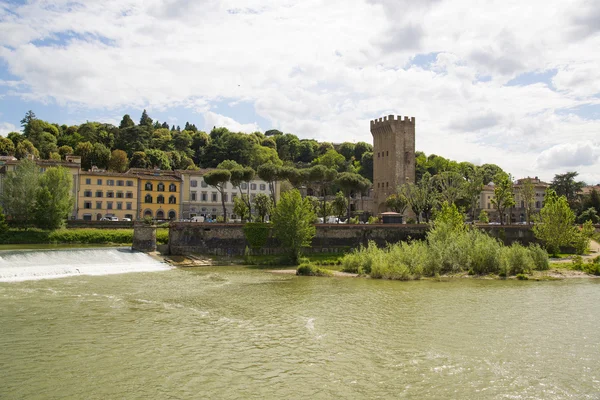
[128,169,182,220]
[77,168,138,221]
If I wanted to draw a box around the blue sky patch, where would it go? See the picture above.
[506,69,557,87]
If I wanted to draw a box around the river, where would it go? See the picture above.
[1,248,599,399]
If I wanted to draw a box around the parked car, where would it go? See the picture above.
[122,217,131,222]
[101,216,119,221]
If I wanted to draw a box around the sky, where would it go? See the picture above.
[1,0,599,183]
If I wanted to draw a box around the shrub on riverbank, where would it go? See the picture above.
[0,228,169,245]
[341,202,549,280]
[296,262,334,277]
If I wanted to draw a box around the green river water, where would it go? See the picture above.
[1,249,600,399]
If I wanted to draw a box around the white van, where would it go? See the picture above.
[191,216,205,223]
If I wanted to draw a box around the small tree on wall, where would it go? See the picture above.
[253,193,273,223]
[204,169,231,222]
[533,189,577,256]
[271,189,316,264]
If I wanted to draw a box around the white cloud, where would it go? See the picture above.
[537,141,600,169]
[0,0,599,183]
[203,112,260,133]
[0,122,18,137]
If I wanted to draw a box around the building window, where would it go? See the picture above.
[211,193,217,202]
[117,180,124,186]
[107,180,114,186]
[377,152,380,158]
[126,202,132,210]
[107,191,114,198]
[96,201,102,209]
[145,194,152,203]
[126,180,134,187]
[169,195,177,204]
[83,214,92,221]
[85,178,91,185]
[191,192,197,201]
[84,190,92,197]
[156,210,164,220]
[201,181,208,188]
[386,182,389,187]
[386,151,389,156]
[97,179,102,185]
[107,202,113,210]
[84,202,92,209]
[145,182,153,191]
[222,194,228,203]
[191,180,197,187]
[377,182,380,188]
[96,191,103,198]
[536,201,541,208]
[116,191,123,198]
[251,183,256,190]
[117,202,123,210]
[169,183,176,192]
[157,195,165,204]
[125,214,133,220]
[487,203,491,209]
[157,182,165,191]
[126,192,133,199]
[144,209,152,217]
[241,183,248,190]
[168,210,176,220]
[201,193,207,201]
[260,184,266,191]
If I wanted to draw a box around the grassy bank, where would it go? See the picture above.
[1,228,169,245]
[243,252,345,267]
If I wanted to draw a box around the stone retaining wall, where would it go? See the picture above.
[167,223,537,256]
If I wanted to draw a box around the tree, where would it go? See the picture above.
[221,161,255,218]
[478,209,489,223]
[314,149,345,171]
[129,151,149,168]
[332,191,348,222]
[307,165,338,221]
[146,149,171,170]
[253,193,273,223]
[139,109,153,127]
[75,141,94,169]
[359,151,373,182]
[336,172,371,220]
[58,145,74,159]
[518,178,536,224]
[15,139,40,160]
[0,137,15,156]
[20,110,37,130]
[480,163,504,185]
[463,167,484,221]
[435,171,465,206]
[257,163,281,207]
[119,114,135,129]
[386,192,408,214]
[0,205,8,237]
[90,143,111,169]
[491,173,515,225]
[577,207,599,224]
[338,142,355,161]
[34,167,73,230]
[401,172,438,223]
[0,159,40,227]
[550,171,585,209]
[233,195,250,222]
[354,142,372,161]
[533,189,577,256]
[108,149,129,172]
[172,131,193,153]
[271,189,316,264]
[204,169,231,221]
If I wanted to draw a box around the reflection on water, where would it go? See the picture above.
[1,256,600,399]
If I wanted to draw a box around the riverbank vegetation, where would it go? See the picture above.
[341,202,549,280]
[0,228,169,245]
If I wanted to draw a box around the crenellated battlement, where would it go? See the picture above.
[370,115,415,129]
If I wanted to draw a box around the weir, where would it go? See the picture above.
[0,248,170,282]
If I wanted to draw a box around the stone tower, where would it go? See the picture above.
[370,115,416,214]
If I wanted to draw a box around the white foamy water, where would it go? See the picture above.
[0,248,171,282]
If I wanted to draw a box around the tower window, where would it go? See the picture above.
[377,152,380,158]
[386,151,389,156]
